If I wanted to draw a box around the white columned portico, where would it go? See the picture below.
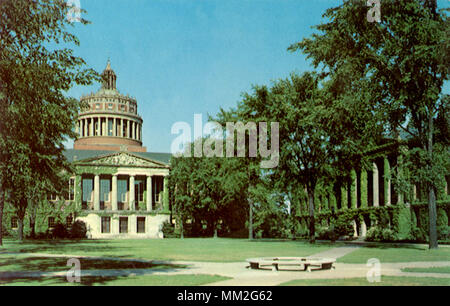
[112,175,118,211]
[94,175,100,210]
[146,175,152,211]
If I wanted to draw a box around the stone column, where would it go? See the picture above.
[132,121,135,139]
[112,175,118,211]
[79,120,83,137]
[384,157,391,205]
[360,220,367,237]
[361,169,368,208]
[129,175,135,211]
[127,119,131,138]
[373,162,379,207]
[121,119,124,137]
[352,220,358,237]
[97,117,101,136]
[341,184,347,210]
[94,175,100,211]
[146,175,152,211]
[163,175,169,212]
[351,169,357,209]
[113,118,117,137]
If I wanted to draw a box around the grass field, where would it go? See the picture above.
[401,266,450,274]
[337,244,450,263]
[0,274,231,286]
[1,238,449,286]
[0,254,186,272]
[0,238,333,262]
[279,276,450,286]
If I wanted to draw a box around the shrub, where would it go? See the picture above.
[70,220,87,239]
[51,222,69,239]
[333,215,354,238]
[316,226,338,241]
[365,226,396,242]
[161,221,180,238]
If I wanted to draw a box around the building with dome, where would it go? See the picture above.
[62,60,172,239]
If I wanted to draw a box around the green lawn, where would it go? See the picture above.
[280,276,450,286]
[0,254,186,272]
[338,245,450,263]
[401,266,450,274]
[0,238,333,262]
[1,274,230,286]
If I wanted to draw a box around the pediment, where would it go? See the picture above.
[80,152,168,168]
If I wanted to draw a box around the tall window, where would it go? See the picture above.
[100,178,111,202]
[119,217,128,234]
[108,118,113,136]
[48,217,55,228]
[11,217,18,229]
[118,179,128,206]
[47,193,57,201]
[69,178,75,201]
[82,178,93,208]
[66,215,73,226]
[101,217,111,234]
[122,121,127,137]
[137,217,145,233]
[135,179,145,203]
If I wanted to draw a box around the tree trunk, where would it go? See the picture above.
[427,112,438,249]
[180,218,184,239]
[248,198,253,240]
[428,187,438,249]
[30,202,37,239]
[0,188,4,246]
[307,186,315,244]
[213,224,218,238]
[18,217,24,242]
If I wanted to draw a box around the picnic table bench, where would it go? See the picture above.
[246,257,336,272]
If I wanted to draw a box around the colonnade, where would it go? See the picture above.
[82,174,169,212]
[77,116,142,141]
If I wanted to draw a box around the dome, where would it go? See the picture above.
[74,60,147,152]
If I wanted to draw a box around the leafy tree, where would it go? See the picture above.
[289,0,449,248]
[170,138,249,238]
[0,0,98,243]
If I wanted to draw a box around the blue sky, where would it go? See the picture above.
[65,0,449,153]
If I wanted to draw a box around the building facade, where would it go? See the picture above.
[67,61,171,239]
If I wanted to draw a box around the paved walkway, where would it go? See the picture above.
[1,246,449,286]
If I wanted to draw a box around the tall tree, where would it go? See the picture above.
[289,0,449,248]
[0,0,97,243]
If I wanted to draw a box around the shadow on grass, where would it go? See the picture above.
[0,256,187,273]
[1,239,133,257]
[0,275,135,286]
